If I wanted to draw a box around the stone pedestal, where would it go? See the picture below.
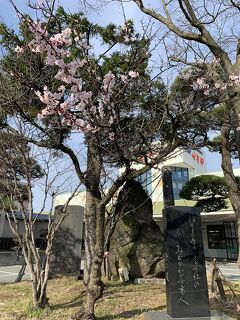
[143,311,236,320]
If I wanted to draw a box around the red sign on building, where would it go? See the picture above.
[191,152,204,165]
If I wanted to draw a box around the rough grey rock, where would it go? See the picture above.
[109,180,165,278]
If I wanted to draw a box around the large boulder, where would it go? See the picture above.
[108,180,165,278]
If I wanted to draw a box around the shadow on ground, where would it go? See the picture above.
[98,305,166,319]
[52,291,85,310]
[103,281,165,294]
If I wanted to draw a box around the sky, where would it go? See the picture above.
[0,0,142,28]
[0,0,239,210]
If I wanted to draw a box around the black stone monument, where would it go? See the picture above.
[165,206,210,318]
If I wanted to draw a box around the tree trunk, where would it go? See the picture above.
[22,244,50,310]
[226,89,240,160]
[237,220,240,266]
[74,138,104,320]
[221,124,240,267]
[83,192,105,320]
[32,282,48,309]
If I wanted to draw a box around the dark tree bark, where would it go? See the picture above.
[75,138,105,320]
[84,194,105,319]
[221,124,240,265]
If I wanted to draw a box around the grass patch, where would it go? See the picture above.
[0,277,239,319]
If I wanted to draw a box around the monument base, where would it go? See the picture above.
[143,311,236,320]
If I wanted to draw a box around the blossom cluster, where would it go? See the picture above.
[181,58,240,98]
[191,73,240,97]
[121,22,133,42]
[16,19,139,136]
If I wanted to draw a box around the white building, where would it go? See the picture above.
[55,149,238,261]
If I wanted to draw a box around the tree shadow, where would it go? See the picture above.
[103,281,165,295]
[52,291,85,310]
[104,281,133,287]
[98,305,166,319]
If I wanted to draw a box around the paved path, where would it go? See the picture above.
[0,261,239,284]
[0,265,30,283]
[206,261,240,281]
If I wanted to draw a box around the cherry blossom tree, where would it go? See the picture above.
[0,3,214,318]
[123,0,240,266]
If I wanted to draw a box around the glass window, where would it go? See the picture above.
[207,225,226,249]
[136,170,152,197]
[170,167,189,200]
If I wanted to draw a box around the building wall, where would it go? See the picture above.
[54,149,207,209]
[0,251,23,266]
[148,149,207,205]
[154,216,236,260]
[1,214,25,237]
[0,211,49,238]
[54,191,86,208]
[0,211,5,237]
[54,148,239,261]
[50,205,84,276]
[54,148,208,217]
[183,149,207,176]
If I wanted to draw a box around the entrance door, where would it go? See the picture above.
[223,221,239,261]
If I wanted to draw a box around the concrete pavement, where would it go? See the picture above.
[0,261,239,284]
[206,260,240,281]
[0,265,30,283]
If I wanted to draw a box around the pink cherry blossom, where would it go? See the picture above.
[121,75,128,84]
[109,132,115,140]
[122,22,133,43]
[15,45,24,53]
[20,17,140,134]
[103,71,115,92]
[37,0,45,7]
[128,71,139,78]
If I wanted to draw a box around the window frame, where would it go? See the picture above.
[170,167,189,200]
[207,224,226,250]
